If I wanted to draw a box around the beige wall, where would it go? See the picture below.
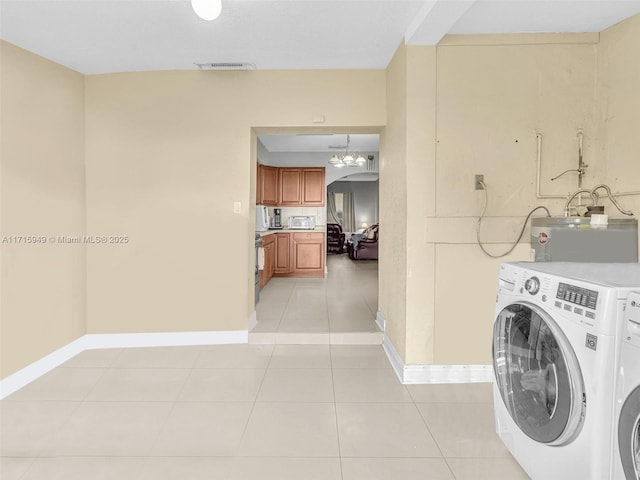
[380,43,408,359]
[598,14,640,203]
[3,13,639,380]
[0,42,86,378]
[85,70,385,334]
[382,17,640,366]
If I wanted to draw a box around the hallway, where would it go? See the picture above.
[251,255,381,344]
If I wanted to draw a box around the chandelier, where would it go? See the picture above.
[328,135,366,168]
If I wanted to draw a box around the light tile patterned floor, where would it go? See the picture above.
[251,255,381,343]
[0,344,530,480]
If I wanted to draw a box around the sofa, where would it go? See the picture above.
[347,224,379,260]
[326,223,346,254]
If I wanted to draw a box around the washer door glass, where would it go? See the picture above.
[618,385,640,480]
[493,302,585,445]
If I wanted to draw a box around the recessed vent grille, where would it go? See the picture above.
[195,62,256,71]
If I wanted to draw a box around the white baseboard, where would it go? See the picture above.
[375,310,386,332]
[383,333,492,384]
[0,330,248,400]
[248,311,258,332]
[0,336,89,400]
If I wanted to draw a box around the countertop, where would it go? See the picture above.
[258,228,325,237]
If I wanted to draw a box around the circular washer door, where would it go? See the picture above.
[493,302,586,445]
[619,385,640,480]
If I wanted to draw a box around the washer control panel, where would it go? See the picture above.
[556,282,598,310]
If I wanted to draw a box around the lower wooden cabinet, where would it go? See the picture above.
[261,232,325,289]
[259,234,276,289]
[275,233,291,274]
[291,232,325,277]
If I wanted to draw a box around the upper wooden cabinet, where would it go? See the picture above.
[257,165,278,206]
[301,168,325,206]
[278,167,325,206]
[257,165,324,206]
[278,168,303,206]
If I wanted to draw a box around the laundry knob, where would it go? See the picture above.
[524,277,540,295]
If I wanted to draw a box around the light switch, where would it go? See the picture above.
[233,202,241,214]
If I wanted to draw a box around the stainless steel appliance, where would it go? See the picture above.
[289,215,315,230]
[256,205,269,232]
[530,216,638,262]
[273,208,282,228]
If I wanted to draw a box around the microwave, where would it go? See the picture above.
[256,205,269,232]
[289,215,315,230]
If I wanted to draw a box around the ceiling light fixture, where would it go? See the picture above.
[328,135,366,168]
[191,0,222,21]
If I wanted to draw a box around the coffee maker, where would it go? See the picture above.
[273,208,283,228]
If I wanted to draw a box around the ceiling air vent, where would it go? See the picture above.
[195,62,256,71]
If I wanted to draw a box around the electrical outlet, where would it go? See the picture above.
[475,174,485,190]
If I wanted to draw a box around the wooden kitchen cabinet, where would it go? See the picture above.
[257,164,278,206]
[259,234,276,288]
[277,167,325,206]
[278,168,302,205]
[274,233,292,274]
[292,232,325,277]
[301,168,325,206]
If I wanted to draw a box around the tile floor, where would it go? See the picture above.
[0,344,530,480]
[251,254,381,344]
[1,254,530,479]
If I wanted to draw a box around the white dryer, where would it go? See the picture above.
[493,262,640,480]
[614,291,640,480]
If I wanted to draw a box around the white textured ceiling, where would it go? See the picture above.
[2,0,640,75]
[260,134,379,153]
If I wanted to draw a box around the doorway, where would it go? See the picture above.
[250,131,380,344]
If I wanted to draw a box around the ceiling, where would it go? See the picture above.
[2,0,640,75]
[260,134,379,153]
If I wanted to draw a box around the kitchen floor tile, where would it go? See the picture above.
[19,457,146,480]
[341,458,454,480]
[0,401,79,456]
[417,403,511,458]
[336,403,441,458]
[333,369,412,403]
[238,402,339,457]
[269,345,331,369]
[0,457,35,480]
[257,368,334,402]
[111,346,202,369]
[330,345,391,369]
[61,348,122,368]
[277,314,330,333]
[137,457,235,480]
[195,344,273,369]
[226,457,342,480]
[253,255,378,341]
[4,367,105,402]
[177,368,265,402]
[446,458,531,479]
[85,368,189,402]
[329,316,381,333]
[151,402,253,456]
[42,402,173,456]
[407,382,493,404]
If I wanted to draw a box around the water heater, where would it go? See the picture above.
[530,216,638,262]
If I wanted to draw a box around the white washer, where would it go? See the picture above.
[614,291,640,480]
[493,262,640,480]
